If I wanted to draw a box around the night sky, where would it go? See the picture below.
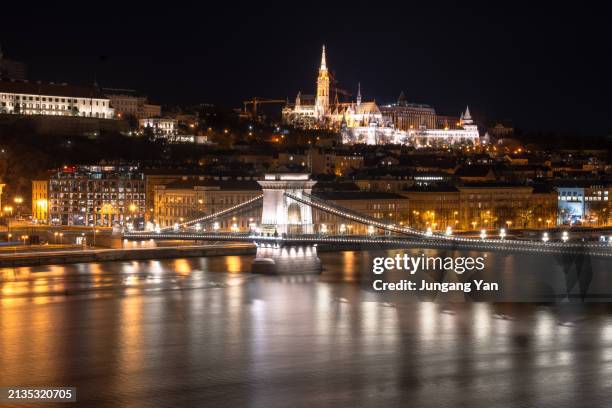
[2,2,611,136]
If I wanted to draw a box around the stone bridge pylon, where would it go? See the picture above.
[257,173,317,235]
[252,173,322,274]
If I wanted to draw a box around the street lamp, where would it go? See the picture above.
[367,225,375,235]
[562,231,569,242]
[480,229,487,240]
[213,222,220,232]
[340,224,346,234]
[426,227,433,236]
[445,226,453,236]
[499,228,506,240]
[542,232,549,242]
[320,224,328,234]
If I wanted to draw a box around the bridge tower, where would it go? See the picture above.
[253,173,321,274]
[257,173,317,235]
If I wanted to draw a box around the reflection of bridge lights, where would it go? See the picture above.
[562,231,569,242]
[542,232,549,242]
[499,228,506,239]
[445,226,452,236]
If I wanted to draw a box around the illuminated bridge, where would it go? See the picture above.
[124,174,612,273]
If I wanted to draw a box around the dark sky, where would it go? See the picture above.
[2,2,611,136]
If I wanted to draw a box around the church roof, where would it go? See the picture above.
[355,101,381,115]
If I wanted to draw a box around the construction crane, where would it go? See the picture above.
[242,97,286,119]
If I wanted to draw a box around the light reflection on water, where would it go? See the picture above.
[0,251,612,406]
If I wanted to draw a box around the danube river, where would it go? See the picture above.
[1,249,612,407]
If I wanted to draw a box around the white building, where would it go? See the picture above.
[0,80,114,118]
[342,107,480,147]
[139,117,177,137]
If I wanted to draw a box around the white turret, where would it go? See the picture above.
[462,106,473,125]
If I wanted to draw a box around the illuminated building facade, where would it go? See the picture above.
[0,81,114,118]
[139,117,177,137]
[48,165,145,226]
[282,46,383,129]
[103,88,161,119]
[557,183,611,226]
[31,179,49,223]
[401,184,557,231]
[153,179,261,229]
[342,106,480,147]
[282,46,479,147]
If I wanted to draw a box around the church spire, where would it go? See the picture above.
[356,82,362,106]
[462,106,473,124]
[315,44,330,118]
[320,45,327,71]
[464,106,472,121]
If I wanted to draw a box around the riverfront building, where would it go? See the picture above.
[46,165,145,227]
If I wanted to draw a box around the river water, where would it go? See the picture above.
[1,249,612,407]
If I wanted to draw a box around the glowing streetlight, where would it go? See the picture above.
[480,229,487,240]
[339,224,346,234]
[499,228,506,240]
[426,227,433,236]
[231,223,239,233]
[195,223,202,231]
[213,222,220,232]
[320,224,328,234]
[367,225,375,235]
[542,232,549,242]
[561,231,569,242]
[445,226,453,236]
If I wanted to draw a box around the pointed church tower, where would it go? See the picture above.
[356,82,362,106]
[315,45,330,119]
[462,106,473,125]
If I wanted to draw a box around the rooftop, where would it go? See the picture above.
[0,80,106,99]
